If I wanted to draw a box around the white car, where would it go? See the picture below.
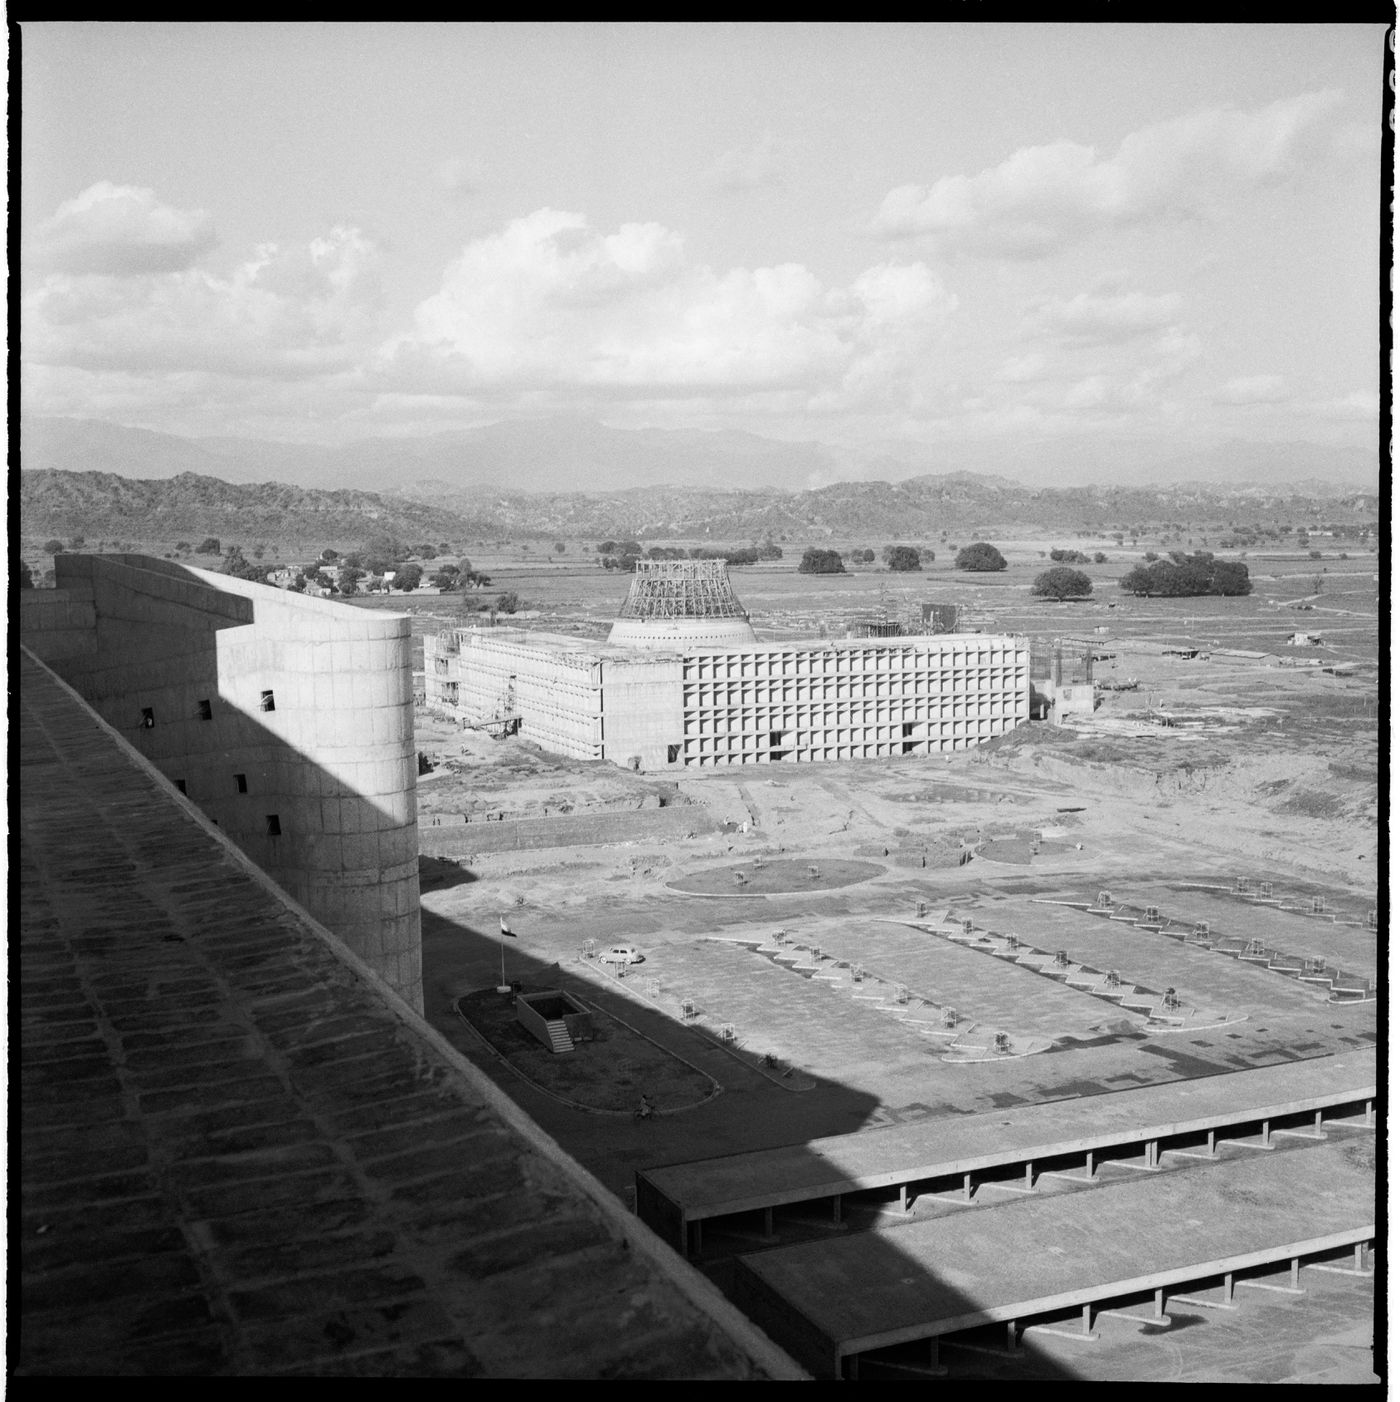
[598,944,645,965]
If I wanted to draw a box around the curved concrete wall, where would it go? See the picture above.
[22,555,422,1010]
[608,617,758,650]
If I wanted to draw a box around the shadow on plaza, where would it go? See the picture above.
[416,899,1089,1381]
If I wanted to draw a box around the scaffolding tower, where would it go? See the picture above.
[616,559,750,621]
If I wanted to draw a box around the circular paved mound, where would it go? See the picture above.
[667,857,884,896]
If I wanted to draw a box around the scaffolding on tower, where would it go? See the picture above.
[616,559,750,621]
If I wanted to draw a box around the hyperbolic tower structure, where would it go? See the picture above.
[608,559,759,650]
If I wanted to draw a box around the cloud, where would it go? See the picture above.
[994,352,1048,384]
[704,131,784,192]
[872,90,1345,256]
[1215,374,1291,405]
[23,222,384,379]
[30,182,217,275]
[1025,290,1183,343]
[379,209,956,403]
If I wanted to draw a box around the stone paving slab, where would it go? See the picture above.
[732,1138,1375,1375]
[18,650,798,1379]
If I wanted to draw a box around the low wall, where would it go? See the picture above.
[419,804,715,856]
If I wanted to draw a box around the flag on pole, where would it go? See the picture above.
[500,916,517,938]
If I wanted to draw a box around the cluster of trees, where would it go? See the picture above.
[1032,567,1093,600]
[954,542,1007,572]
[594,540,783,571]
[430,561,493,591]
[883,545,923,572]
[798,548,847,575]
[1120,552,1252,598]
[1049,548,1090,564]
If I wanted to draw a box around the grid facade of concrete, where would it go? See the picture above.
[21,555,422,1011]
[680,637,1029,765]
[425,627,1029,771]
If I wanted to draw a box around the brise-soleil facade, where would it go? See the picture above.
[424,626,1031,770]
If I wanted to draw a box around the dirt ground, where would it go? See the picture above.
[406,570,1377,1385]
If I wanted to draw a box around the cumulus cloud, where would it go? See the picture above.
[1215,374,1291,405]
[379,209,955,403]
[873,90,1345,255]
[704,131,784,192]
[30,182,217,275]
[1025,289,1183,343]
[24,221,384,379]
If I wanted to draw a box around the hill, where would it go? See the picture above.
[19,466,1379,556]
[18,470,494,545]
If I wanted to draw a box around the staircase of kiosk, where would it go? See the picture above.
[545,1019,575,1054]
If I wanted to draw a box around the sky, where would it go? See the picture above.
[18,22,1389,463]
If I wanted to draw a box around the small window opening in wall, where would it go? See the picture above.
[260,690,276,712]
[667,743,681,763]
[235,773,248,793]
[174,779,187,795]
[140,707,155,728]
[265,815,281,836]
[197,699,213,720]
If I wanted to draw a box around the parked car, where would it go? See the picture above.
[598,944,645,965]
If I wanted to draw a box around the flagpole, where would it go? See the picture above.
[498,915,512,993]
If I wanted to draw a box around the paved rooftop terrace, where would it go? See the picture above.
[17,648,799,1378]
[640,1046,1375,1228]
[732,1138,1375,1379]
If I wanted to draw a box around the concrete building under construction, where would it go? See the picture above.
[425,560,1030,770]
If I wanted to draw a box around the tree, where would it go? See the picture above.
[755,542,783,560]
[1093,552,1108,563]
[797,548,846,575]
[220,546,266,583]
[394,562,423,591]
[431,564,462,591]
[1119,557,1251,598]
[955,542,1007,572]
[554,541,566,554]
[336,565,364,596]
[197,538,221,555]
[884,545,922,572]
[598,540,619,554]
[43,538,64,555]
[320,547,341,564]
[1032,567,1093,600]
[497,590,520,614]
[1050,548,1090,564]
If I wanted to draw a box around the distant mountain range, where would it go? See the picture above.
[20,414,1380,496]
[19,463,1380,553]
